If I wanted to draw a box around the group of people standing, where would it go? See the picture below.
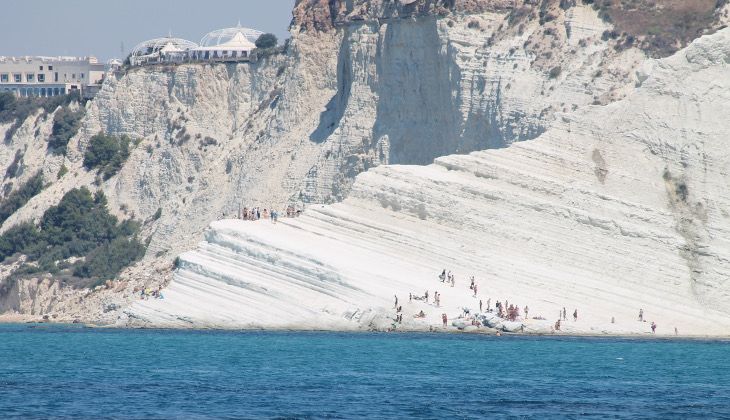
[139,287,164,300]
[240,205,302,222]
[393,269,667,336]
[553,307,578,331]
[439,270,456,288]
[639,308,659,334]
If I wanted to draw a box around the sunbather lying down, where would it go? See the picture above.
[413,310,426,318]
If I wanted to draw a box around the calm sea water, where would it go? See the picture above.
[0,324,729,418]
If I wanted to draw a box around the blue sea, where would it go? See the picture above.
[0,324,729,418]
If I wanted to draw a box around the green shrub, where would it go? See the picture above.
[0,187,145,284]
[0,172,44,225]
[48,107,85,154]
[1,91,83,144]
[0,222,41,258]
[57,164,68,179]
[4,150,23,179]
[73,236,145,279]
[83,132,131,179]
[255,33,278,49]
[548,66,562,79]
[0,92,17,118]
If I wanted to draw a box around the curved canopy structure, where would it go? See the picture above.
[200,24,263,47]
[191,24,262,62]
[129,36,198,65]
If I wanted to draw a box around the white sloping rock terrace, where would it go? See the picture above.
[126,29,730,336]
[1,3,660,322]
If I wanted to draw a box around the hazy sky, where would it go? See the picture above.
[0,0,295,61]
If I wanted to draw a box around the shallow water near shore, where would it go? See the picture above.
[1,324,729,418]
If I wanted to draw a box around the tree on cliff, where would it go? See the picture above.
[83,132,131,180]
[255,33,278,49]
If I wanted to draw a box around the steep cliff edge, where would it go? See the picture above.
[128,27,730,335]
[1,0,727,323]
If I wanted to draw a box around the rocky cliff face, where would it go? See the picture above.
[0,0,726,322]
[128,27,730,335]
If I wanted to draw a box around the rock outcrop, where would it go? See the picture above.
[1,0,727,323]
[127,28,730,335]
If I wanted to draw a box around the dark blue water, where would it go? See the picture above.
[1,324,729,418]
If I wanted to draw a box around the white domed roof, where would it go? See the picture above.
[200,24,263,47]
[130,36,198,58]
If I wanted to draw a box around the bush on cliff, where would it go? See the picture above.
[255,33,278,49]
[1,91,83,143]
[0,171,44,226]
[0,187,145,285]
[83,132,131,180]
[48,107,85,154]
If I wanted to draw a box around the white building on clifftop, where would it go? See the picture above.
[128,25,265,67]
[190,25,263,62]
[0,56,105,97]
[129,36,199,66]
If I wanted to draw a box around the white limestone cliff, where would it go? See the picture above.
[126,27,730,336]
[2,2,643,254]
[0,1,726,325]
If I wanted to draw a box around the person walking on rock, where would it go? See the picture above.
[573,309,578,322]
[394,295,398,309]
[639,309,644,322]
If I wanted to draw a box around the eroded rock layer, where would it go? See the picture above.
[128,28,730,335]
[1,0,728,323]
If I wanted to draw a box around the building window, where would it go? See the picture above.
[41,88,46,96]
[53,88,60,96]
[39,65,44,71]
[38,74,45,82]
[72,73,76,79]
[26,73,35,82]
[80,73,84,79]
[48,65,53,71]
[0,74,8,83]
[14,74,21,83]
[54,72,58,82]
